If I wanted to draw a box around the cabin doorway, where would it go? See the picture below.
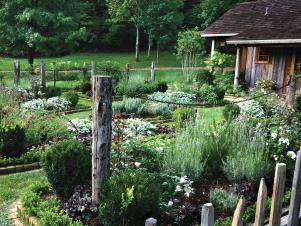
[283,48,301,94]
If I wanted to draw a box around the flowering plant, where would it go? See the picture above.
[47,97,71,111]
[21,98,47,111]
[68,118,92,134]
[148,91,196,105]
[237,100,265,118]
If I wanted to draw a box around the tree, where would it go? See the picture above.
[143,0,183,63]
[200,0,245,28]
[106,0,149,62]
[0,0,90,66]
[176,28,205,81]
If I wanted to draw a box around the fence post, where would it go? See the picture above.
[269,163,286,226]
[232,198,245,226]
[91,61,97,77]
[13,60,20,87]
[91,76,112,206]
[145,218,157,226]
[201,203,214,226]
[151,61,155,81]
[287,151,301,226]
[40,61,46,90]
[254,178,267,226]
[83,62,88,80]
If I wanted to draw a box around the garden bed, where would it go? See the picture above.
[0,163,40,175]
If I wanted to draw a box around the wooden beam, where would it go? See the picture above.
[234,47,241,91]
[211,39,216,57]
[92,76,112,205]
[286,48,297,108]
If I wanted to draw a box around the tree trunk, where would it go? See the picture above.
[92,76,113,205]
[156,43,159,64]
[27,47,35,68]
[148,34,152,57]
[135,25,140,62]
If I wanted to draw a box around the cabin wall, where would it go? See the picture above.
[244,47,288,89]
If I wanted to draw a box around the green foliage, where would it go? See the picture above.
[294,95,301,111]
[46,72,80,82]
[223,104,240,121]
[223,123,271,184]
[99,170,160,226]
[63,92,79,108]
[0,125,26,158]
[205,52,235,74]
[209,188,239,215]
[98,61,123,88]
[0,0,90,64]
[79,81,91,94]
[214,72,235,92]
[198,84,225,104]
[172,107,196,128]
[149,103,172,117]
[195,70,214,85]
[26,114,72,147]
[113,97,147,115]
[45,86,62,98]
[41,140,91,197]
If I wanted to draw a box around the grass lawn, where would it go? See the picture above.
[0,51,180,71]
[0,170,46,225]
[198,106,225,125]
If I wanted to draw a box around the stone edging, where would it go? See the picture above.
[0,162,40,175]
[9,200,39,226]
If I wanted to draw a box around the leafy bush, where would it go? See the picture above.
[148,91,196,105]
[149,103,172,117]
[0,125,26,157]
[80,81,91,94]
[237,100,265,118]
[47,97,71,111]
[26,114,72,146]
[99,170,160,226]
[223,104,240,121]
[172,107,196,128]
[63,92,79,108]
[223,123,271,184]
[209,188,239,215]
[195,70,214,85]
[46,72,80,82]
[198,84,225,104]
[113,97,147,115]
[294,95,301,111]
[214,72,235,93]
[45,86,62,98]
[42,140,91,197]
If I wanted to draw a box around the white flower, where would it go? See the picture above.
[279,138,290,146]
[175,185,182,192]
[287,151,296,160]
[156,147,163,152]
[179,176,188,184]
[273,155,278,162]
[167,200,173,207]
[271,132,277,140]
[134,162,141,168]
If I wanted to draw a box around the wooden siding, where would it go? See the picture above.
[244,47,292,93]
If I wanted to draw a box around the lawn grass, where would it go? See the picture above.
[0,170,46,225]
[0,51,180,70]
[198,106,225,125]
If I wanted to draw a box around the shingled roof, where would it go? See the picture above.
[201,0,301,44]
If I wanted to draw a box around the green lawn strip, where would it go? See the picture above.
[198,106,225,125]
[0,170,46,225]
[0,51,180,70]
[65,111,91,120]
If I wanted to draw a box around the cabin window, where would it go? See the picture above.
[256,48,271,64]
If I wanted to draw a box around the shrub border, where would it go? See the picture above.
[16,201,39,226]
[0,162,40,175]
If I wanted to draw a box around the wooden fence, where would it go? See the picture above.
[146,150,301,226]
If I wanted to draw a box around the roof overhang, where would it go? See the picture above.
[201,33,239,38]
[227,39,301,45]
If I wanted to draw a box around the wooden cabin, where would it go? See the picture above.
[201,0,301,94]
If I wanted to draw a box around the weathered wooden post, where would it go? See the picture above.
[92,76,112,205]
[286,48,297,108]
[287,151,301,226]
[254,178,267,226]
[40,61,46,90]
[83,62,88,80]
[91,61,97,77]
[151,62,155,81]
[13,60,20,87]
[233,47,241,91]
[126,63,130,81]
[145,218,157,226]
[201,203,214,226]
[269,163,286,226]
[232,198,245,226]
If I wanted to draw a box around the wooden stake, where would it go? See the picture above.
[13,60,20,87]
[40,61,46,90]
[126,63,130,81]
[254,178,267,226]
[145,218,157,226]
[91,61,97,77]
[269,163,286,226]
[232,198,245,226]
[92,76,112,205]
[201,203,214,226]
[287,151,301,226]
[151,62,155,81]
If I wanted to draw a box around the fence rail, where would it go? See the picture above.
[146,150,301,226]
